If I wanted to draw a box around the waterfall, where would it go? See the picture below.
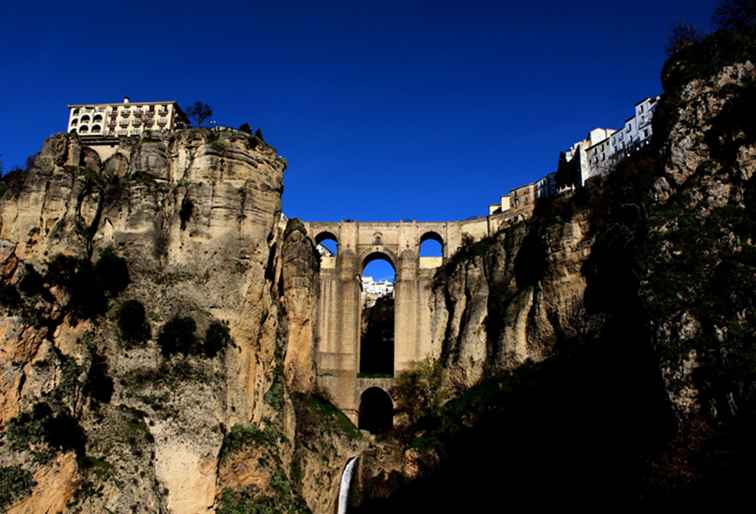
[337,457,358,514]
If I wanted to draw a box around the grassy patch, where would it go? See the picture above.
[220,424,284,462]
[0,465,35,510]
[291,392,361,441]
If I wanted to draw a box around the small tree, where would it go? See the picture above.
[118,300,151,344]
[239,123,252,134]
[179,196,194,230]
[391,357,449,428]
[186,101,213,128]
[158,316,198,357]
[713,0,756,31]
[666,23,703,56]
[204,320,232,358]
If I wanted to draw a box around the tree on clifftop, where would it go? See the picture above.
[713,0,756,31]
[186,101,213,128]
[667,23,703,56]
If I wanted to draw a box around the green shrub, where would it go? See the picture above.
[0,465,35,510]
[291,392,361,440]
[5,402,86,462]
[45,248,130,321]
[118,300,151,344]
[391,357,449,428]
[18,264,45,297]
[158,316,198,357]
[83,352,113,404]
[0,167,26,199]
[217,485,310,514]
[220,424,283,461]
[0,284,20,307]
[94,247,130,297]
[205,320,232,357]
[264,368,284,411]
[180,197,194,230]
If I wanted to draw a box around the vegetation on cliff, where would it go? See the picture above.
[361,10,755,508]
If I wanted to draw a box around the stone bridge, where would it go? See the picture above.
[304,210,531,427]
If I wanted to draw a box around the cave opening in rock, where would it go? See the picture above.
[358,387,393,434]
[359,252,395,377]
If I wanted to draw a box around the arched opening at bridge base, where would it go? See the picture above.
[360,252,395,377]
[358,387,393,434]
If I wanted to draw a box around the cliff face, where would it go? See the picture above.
[0,26,753,513]
[379,29,756,508]
[0,130,359,514]
[430,208,593,388]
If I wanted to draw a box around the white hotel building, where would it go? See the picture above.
[67,97,188,139]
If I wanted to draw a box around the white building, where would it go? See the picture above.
[535,172,557,199]
[486,95,660,212]
[562,96,660,188]
[361,276,394,307]
[67,97,188,139]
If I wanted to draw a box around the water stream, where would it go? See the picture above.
[337,457,358,514]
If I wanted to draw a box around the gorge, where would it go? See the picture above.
[0,21,754,513]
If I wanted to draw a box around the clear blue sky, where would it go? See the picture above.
[1,0,715,228]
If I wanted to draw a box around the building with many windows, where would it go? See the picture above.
[360,276,394,308]
[571,96,660,186]
[487,95,660,215]
[67,97,188,140]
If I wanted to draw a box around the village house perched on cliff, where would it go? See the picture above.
[488,95,659,215]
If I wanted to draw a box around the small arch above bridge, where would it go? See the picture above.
[419,230,444,258]
[315,231,339,256]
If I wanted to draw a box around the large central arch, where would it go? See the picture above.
[359,252,396,377]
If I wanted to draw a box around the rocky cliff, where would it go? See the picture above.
[0,129,363,513]
[356,26,755,510]
[0,23,753,513]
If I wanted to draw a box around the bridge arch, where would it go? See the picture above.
[419,231,445,257]
[358,387,393,434]
[314,231,339,256]
[360,249,398,271]
[359,251,395,377]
